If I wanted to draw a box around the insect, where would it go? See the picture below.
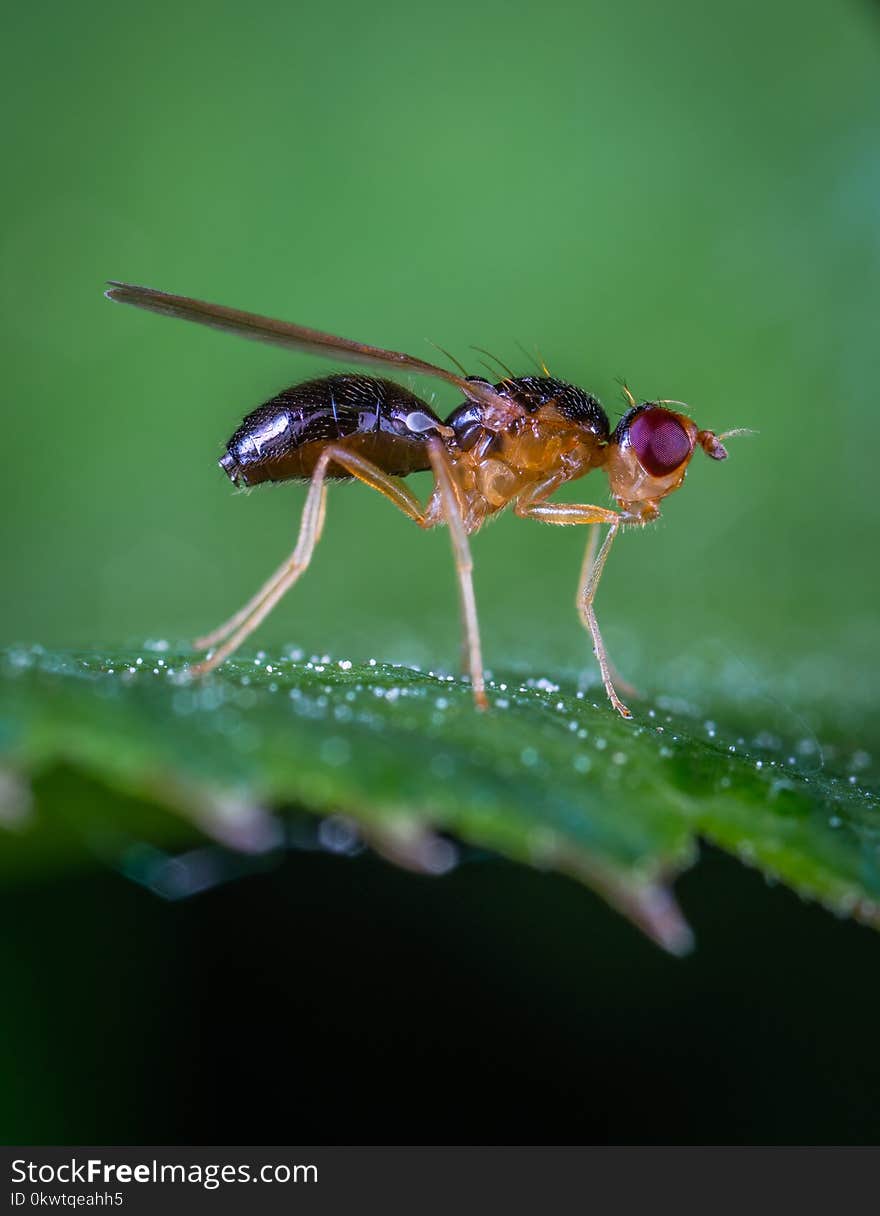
[106,282,748,717]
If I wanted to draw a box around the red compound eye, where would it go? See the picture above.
[629,408,692,477]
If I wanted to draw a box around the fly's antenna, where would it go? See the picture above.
[697,424,757,460]
[426,340,470,379]
[470,345,516,379]
[718,427,758,442]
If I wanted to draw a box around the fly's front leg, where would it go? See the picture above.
[576,519,630,718]
[577,525,641,703]
[515,497,633,719]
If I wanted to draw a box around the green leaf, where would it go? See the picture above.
[1,645,878,954]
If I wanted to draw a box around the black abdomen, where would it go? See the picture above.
[220,374,445,486]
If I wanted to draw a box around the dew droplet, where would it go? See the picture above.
[319,815,361,854]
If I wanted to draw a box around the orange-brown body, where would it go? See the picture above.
[437,395,607,533]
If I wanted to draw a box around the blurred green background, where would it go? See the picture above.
[2,0,879,1144]
[4,0,879,684]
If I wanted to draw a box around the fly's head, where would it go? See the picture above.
[604,401,739,520]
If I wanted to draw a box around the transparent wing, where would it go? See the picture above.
[105,282,521,419]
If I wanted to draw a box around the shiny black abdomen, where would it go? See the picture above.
[221,374,446,486]
[445,376,609,451]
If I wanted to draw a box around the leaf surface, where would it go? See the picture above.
[1,645,878,953]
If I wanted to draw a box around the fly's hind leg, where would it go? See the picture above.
[193,489,329,652]
[190,446,427,678]
[191,441,488,710]
[190,452,333,675]
[193,450,427,652]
